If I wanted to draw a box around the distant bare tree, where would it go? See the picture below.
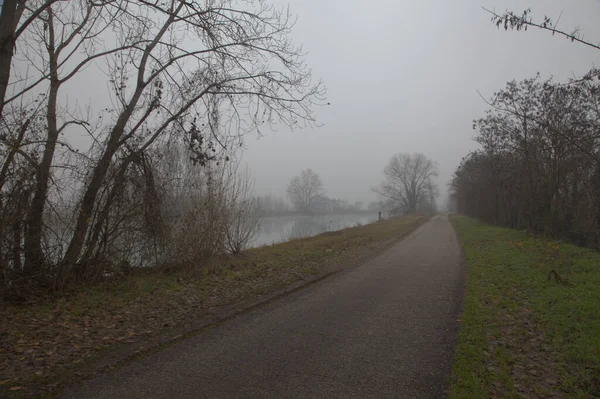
[376,153,439,215]
[287,169,325,214]
[256,195,292,216]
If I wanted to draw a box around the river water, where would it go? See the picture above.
[249,213,380,248]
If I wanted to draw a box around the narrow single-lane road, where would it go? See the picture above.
[62,215,464,399]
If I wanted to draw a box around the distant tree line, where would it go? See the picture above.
[255,195,293,216]
[313,197,366,214]
[284,155,440,217]
[257,168,398,217]
[282,168,371,215]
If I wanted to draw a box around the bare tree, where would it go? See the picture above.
[224,166,262,254]
[480,5,600,204]
[376,153,439,215]
[287,168,325,214]
[0,0,58,119]
[0,0,324,292]
[451,72,600,247]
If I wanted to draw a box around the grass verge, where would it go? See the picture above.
[1,215,427,398]
[450,215,600,399]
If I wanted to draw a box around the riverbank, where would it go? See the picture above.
[449,216,600,398]
[1,215,427,398]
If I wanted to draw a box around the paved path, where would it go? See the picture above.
[62,215,464,399]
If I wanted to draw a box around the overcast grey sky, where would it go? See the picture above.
[241,0,600,205]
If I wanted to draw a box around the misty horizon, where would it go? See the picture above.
[241,0,600,206]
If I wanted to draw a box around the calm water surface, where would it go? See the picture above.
[249,213,379,248]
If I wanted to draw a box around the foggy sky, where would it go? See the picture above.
[242,0,600,206]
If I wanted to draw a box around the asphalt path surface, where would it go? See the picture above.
[62,214,464,399]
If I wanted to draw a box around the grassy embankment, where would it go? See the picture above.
[450,215,600,399]
[1,215,427,398]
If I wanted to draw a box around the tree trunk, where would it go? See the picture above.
[60,115,131,276]
[0,0,24,118]
[81,159,130,262]
[0,118,29,192]
[59,4,182,280]
[23,8,60,274]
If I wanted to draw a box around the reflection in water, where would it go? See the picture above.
[250,214,379,248]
